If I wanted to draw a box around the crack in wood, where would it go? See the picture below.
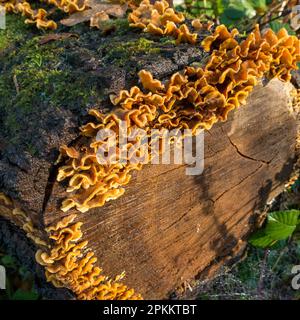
[209,163,264,205]
[221,127,271,165]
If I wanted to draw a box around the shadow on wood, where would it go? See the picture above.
[43,78,298,299]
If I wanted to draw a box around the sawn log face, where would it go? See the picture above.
[45,79,298,299]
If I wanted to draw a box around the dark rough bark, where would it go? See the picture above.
[0,217,74,299]
[0,15,210,227]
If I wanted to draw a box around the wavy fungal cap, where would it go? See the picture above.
[0,192,49,248]
[57,20,300,214]
[36,213,142,300]
[128,0,211,44]
[1,0,88,29]
[0,192,142,300]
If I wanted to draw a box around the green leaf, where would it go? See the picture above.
[269,22,296,35]
[191,8,201,15]
[249,229,277,248]
[250,210,300,248]
[250,0,267,11]
[224,0,256,19]
[212,0,225,16]
[269,21,282,33]
[219,14,236,27]
[269,210,300,226]
[239,0,256,18]
[223,7,245,20]
[265,210,300,240]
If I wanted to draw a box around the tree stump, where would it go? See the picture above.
[0,16,299,299]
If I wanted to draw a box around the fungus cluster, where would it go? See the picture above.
[128,0,212,44]
[0,192,142,300]
[36,213,142,300]
[291,88,300,114]
[0,192,48,248]
[1,0,88,29]
[57,20,300,214]
[202,25,300,82]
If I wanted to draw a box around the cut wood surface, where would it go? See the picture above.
[0,17,299,299]
[45,78,298,299]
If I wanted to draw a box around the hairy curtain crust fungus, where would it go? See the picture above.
[36,213,142,300]
[1,0,88,29]
[2,0,58,29]
[57,21,300,215]
[128,0,200,44]
[0,193,142,300]
[0,193,48,248]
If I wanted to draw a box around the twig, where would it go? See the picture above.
[271,237,292,272]
[278,0,288,16]
[261,9,292,26]
[13,74,19,94]
[257,249,270,299]
[247,8,292,33]
[271,247,288,272]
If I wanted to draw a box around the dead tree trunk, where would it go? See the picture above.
[0,16,299,299]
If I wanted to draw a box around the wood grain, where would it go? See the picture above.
[44,79,298,299]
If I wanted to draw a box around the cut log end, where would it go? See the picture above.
[44,78,299,299]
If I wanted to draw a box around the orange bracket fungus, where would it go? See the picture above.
[128,0,205,44]
[57,20,300,215]
[0,193,49,248]
[0,194,142,300]
[36,213,142,300]
[1,0,130,29]
[1,0,88,29]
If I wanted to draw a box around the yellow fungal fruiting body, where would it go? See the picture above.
[291,89,300,114]
[57,22,300,214]
[191,18,213,32]
[0,192,49,247]
[1,0,300,301]
[128,0,203,45]
[0,193,142,300]
[36,214,142,300]
[0,0,88,29]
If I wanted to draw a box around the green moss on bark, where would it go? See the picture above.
[0,16,103,151]
[100,37,161,67]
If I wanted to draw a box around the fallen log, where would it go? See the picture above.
[0,15,299,299]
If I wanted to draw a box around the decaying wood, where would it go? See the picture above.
[45,78,297,299]
[0,17,299,299]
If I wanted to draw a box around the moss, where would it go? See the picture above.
[0,15,34,50]
[0,19,102,151]
[102,18,132,36]
[102,37,161,67]
[159,36,176,45]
